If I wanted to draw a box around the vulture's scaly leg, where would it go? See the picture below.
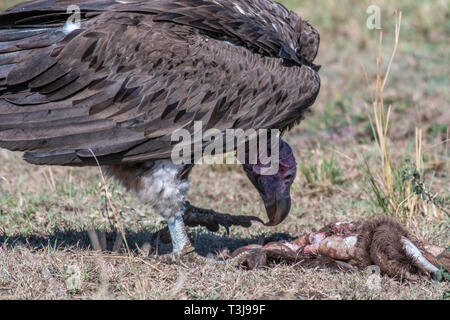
[155,214,201,264]
[167,216,188,255]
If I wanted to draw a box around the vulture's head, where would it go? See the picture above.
[242,138,296,226]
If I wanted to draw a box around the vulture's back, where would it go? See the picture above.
[0,0,320,166]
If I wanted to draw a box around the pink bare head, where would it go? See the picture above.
[242,138,297,226]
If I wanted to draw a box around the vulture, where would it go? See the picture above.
[0,0,320,260]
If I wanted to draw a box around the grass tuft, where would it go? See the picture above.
[299,150,344,189]
[363,12,448,223]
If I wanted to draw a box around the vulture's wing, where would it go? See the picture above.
[0,0,320,166]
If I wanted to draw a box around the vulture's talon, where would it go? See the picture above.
[183,203,264,235]
[157,202,264,243]
[154,244,203,265]
[154,252,179,265]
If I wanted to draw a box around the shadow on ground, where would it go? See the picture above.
[0,227,294,257]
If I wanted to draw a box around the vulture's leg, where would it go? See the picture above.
[154,214,202,264]
[166,216,192,256]
[105,161,196,261]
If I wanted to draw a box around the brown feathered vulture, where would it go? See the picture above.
[0,0,320,259]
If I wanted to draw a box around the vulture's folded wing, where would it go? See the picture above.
[0,0,320,166]
[1,0,320,65]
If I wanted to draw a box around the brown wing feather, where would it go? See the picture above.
[1,0,319,66]
[0,0,320,166]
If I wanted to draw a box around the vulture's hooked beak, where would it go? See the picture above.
[242,138,297,227]
[263,194,291,226]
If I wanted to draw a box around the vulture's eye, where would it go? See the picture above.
[284,174,294,182]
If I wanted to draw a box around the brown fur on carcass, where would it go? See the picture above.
[353,217,422,279]
[227,217,447,281]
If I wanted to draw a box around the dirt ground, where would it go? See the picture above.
[0,0,448,299]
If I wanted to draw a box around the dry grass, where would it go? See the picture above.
[1,245,448,299]
[0,0,449,300]
[364,11,447,224]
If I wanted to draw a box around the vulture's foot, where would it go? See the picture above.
[154,242,205,265]
[155,215,205,265]
[87,229,123,252]
[157,202,264,243]
[157,202,263,244]
[183,201,264,234]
